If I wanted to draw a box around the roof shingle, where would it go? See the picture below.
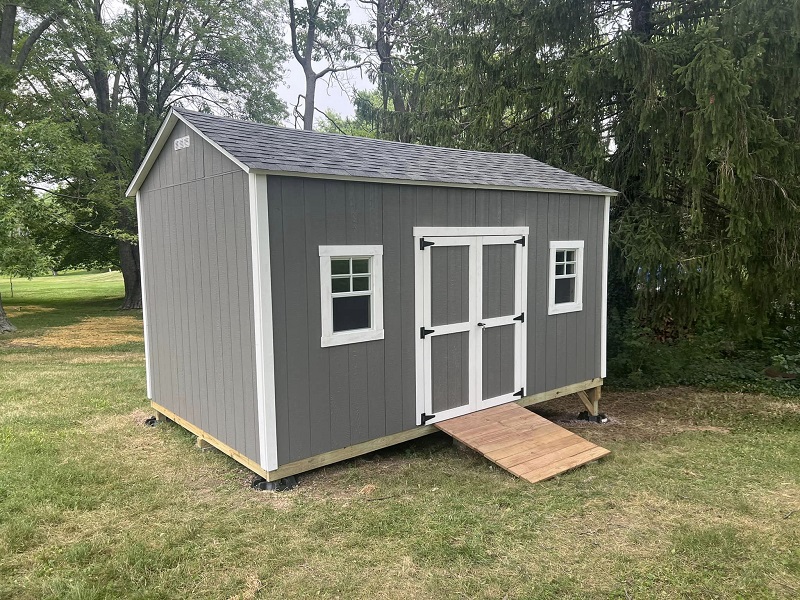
[176,109,616,195]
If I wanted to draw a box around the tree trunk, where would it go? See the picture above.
[303,70,316,130]
[118,239,142,309]
[0,291,16,333]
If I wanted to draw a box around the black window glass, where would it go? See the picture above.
[332,277,350,293]
[554,278,575,304]
[333,296,370,332]
[331,259,350,275]
[352,258,370,274]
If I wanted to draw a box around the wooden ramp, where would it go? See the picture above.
[435,403,610,483]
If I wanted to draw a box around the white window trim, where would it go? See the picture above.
[548,240,584,315]
[319,245,384,347]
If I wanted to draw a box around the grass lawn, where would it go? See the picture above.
[1,272,799,599]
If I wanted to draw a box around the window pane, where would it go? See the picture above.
[352,258,370,274]
[556,250,565,263]
[555,264,565,276]
[333,295,370,332]
[331,259,350,275]
[565,263,575,275]
[554,277,575,304]
[332,277,350,293]
[352,276,370,291]
[565,250,575,262]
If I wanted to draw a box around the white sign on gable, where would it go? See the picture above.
[174,135,191,151]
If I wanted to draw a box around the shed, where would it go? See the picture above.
[126,108,617,483]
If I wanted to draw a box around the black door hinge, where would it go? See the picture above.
[420,238,435,250]
[420,326,435,339]
[514,237,525,246]
[513,387,525,398]
[421,412,436,425]
[513,312,525,323]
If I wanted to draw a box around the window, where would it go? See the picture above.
[319,245,384,347]
[548,241,584,315]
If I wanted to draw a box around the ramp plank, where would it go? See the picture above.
[435,403,610,483]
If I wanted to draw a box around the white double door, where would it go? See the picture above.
[415,229,528,425]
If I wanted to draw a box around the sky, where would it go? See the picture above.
[276,1,372,127]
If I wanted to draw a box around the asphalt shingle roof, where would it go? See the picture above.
[176,109,616,195]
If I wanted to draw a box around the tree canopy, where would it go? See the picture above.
[368,0,800,333]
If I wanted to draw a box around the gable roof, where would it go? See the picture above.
[127,108,617,197]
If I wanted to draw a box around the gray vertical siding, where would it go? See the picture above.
[139,122,260,463]
[268,176,605,466]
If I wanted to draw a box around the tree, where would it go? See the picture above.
[0,119,95,332]
[25,0,287,309]
[376,0,800,333]
[315,89,382,136]
[0,1,62,109]
[288,0,365,130]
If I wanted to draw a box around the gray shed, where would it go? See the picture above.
[126,108,617,482]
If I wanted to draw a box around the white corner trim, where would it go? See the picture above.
[548,240,585,316]
[249,173,278,472]
[135,191,153,399]
[413,226,529,237]
[601,196,611,378]
[318,245,384,348]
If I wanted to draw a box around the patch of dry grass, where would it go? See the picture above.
[5,315,143,348]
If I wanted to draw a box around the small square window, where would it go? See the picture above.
[332,277,350,293]
[352,259,370,274]
[331,259,350,275]
[352,276,370,291]
[549,241,584,315]
[320,246,384,347]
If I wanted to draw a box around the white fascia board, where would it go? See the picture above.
[126,109,251,197]
[249,168,618,198]
[249,173,278,471]
[126,110,179,197]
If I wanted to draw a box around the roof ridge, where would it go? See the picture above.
[174,107,534,159]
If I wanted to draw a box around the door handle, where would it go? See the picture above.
[477,322,486,327]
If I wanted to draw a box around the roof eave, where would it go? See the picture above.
[249,168,618,196]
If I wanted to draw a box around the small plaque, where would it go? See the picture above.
[174,135,190,151]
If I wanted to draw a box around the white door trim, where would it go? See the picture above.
[415,229,528,425]
[414,226,529,237]
[475,235,527,411]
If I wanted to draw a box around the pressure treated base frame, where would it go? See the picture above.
[150,378,603,482]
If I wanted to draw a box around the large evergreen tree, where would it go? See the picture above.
[377,0,800,332]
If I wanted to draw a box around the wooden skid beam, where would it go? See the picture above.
[151,378,603,482]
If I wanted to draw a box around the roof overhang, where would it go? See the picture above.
[125,108,251,197]
[247,168,617,197]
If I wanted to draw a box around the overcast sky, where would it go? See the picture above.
[276,1,372,127]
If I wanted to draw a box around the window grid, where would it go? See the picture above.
[548,241,584,315]
[331,257,372,297]
[319,245,384,348]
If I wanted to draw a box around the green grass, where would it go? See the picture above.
[1,272,799,599]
